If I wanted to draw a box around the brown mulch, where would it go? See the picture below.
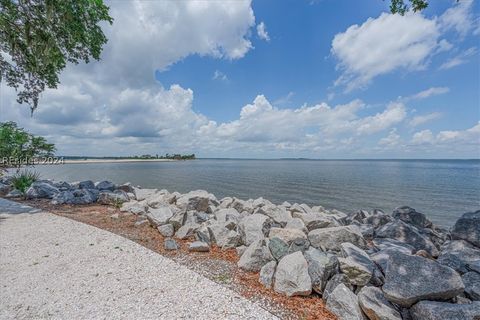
[15,199,336,320]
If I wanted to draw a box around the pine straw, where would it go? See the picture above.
[18,199,336,320]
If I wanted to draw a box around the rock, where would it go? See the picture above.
[157,224,174,237]
[375,220,439,257]
[300,213,340,231]
[175,223,199,240]
[238,239,273,272]
[0,182,11,195]
[392,206,432,229]
[452,210,480,248]
[176,190,217,212]
[370,248,410,274]
[78,180,95,189]
[146,206,175,226]
[365,212,393,229]
[195,224,212,244]
[214,208,240,224]
[339,243,375,286]
[269,227,307,243]
[326,283,366,320]
[5,189,22,198]
[308,226,367,252]
[438,240,480,274]
[257,206,292,226]
[52,181,71,191]
[259,261,277,289]
[133,188,158,201]
[238,214,271,246]
[120,201,147,215]
[134,218,148,227]
[358,286,401,320]
[274,251,312,297]
[382,252,464,307]
[323,274,354,302]
[95,180,115,191]
[372,238,415,255]
[97,190,129,205]
[285,218,308,233]
[304,247,339,295]
[188,241,210,252]
[117,183,134,193]
[25,182,59,199]
[146,194,170,208]
[169,211,186,230]
[164,238,179,250]
[236,245,247,257]
[52,189,96,205]
[268,237,290,261]
[462,272,480,301]
[410,301,480,320]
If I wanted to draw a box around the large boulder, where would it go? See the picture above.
[274,251,312,297]
[358,286,401,320]
[259,261,276,289]
[25,181,59,199]
[308,226,367,252]
[410,301,480,320]
[78,180,95,189]
[176,190,217,212]
[0,182,11,195]
[304,247,339,295]
[452,210,480,248]
[382,252,464,307]
[285,218,308,234]
[238,239,273,272]
[133,188,158,201]
[214,208,240,224]
[95,180,115,191]
[268,227,307,243]
[462,271,480,301]
[437,240,480,274]
[372,238,415,255]
[375,220,439,257]
[238,214,271,246]
[300,213,340,231]
[145,206,175,226]
[97,190,129,205]
[52,189,96,205]
[392,206,432,229]
[326,283,366,320]
[120,201,147,215]
[188,241,210,252]
[257,205,292,227]
[175,223,199,240]
[323,274,354,302]
[339,243,375,286]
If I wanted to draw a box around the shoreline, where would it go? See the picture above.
[63,159,177,164]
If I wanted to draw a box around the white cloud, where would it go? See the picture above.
[256,22,270,41]
[379,128,401,147]
[213,70,228,81]
[409,112,442,127]
[332,12,440,91]
[408,87,450,100]
[439,47,478,70]
[411,122,480,146]
[438,0,475,37]
[412,129,436,145]
[355,102,406,135]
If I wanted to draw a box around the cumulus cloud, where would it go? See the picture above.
[257,21,270,41]
[411,122,480,146]
[409,112,442,127]
[332,1,477,91]
[379,129,401,147]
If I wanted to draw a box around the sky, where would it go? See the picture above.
[1,0,479,159]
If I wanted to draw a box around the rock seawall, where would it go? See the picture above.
[1,176,479,320]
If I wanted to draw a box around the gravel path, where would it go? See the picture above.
[0,201,277,320]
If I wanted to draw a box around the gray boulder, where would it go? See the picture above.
[300,213,340,231]
[326,283,366,320]
[146,206,175,226]
[97,190,129,205]
[238,214,271,246]
[308,226,367,252]
[78,180,95,189]
[175,223,199,240]
[285,218,308,233]
[268,237,290,260]
[462,271,480,301]
[95,180,115,191]
[52,181,71,191]
[375,220,439,257]
[358,286,401,320]
[339,242,375,286]
[169,211,186,230]
[164,238,179,250]
[304,247,339,295]
[410,301,480,320]
[26,182,59,199]
[238,239,273,272]
[372,238,415,255]
[452,210,480,248]
[437,240,480,274]
[176,190,217,212]
[5,189,22,198]
[323,274,354,302]
[259,261,276,289]
[214,208,240,224]
[274,251,312,297]
[392,206,432,229]
[157,224,174,237]
[0,182,11,195]
[188,241,210,252]
[365,212,393,229]
[120,201,147,215]
[52,189,96,205]
[257,205,292,227]
[382,252,464,307]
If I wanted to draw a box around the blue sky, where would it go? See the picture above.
[1,0,479,158]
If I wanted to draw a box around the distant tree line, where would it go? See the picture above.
[134,153,196,160]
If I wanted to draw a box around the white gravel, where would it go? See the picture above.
[0,209,277,320]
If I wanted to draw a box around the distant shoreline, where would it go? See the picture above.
[62,159,177,164]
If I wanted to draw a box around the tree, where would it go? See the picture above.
[0,0,113,113]
[388,0,428,15]
[0,121,55,171]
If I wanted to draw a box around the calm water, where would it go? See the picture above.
[33,159,479,228]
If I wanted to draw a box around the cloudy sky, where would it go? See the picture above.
[1,0,479,158]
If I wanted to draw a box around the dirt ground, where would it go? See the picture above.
[17,199,336,320]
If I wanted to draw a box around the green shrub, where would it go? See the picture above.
[11,170,40,197]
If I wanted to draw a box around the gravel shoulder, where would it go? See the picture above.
[0,205,277,319]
